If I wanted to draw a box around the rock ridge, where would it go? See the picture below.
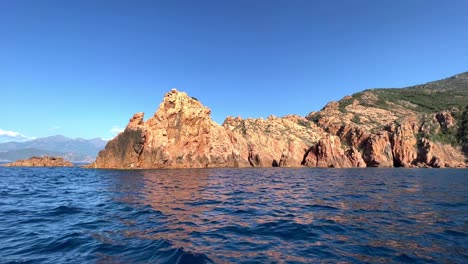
[92,74,468,169]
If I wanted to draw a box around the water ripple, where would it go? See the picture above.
[0,167,467,263]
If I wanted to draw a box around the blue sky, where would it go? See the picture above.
[1,0,467,142]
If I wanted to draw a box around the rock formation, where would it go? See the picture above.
[91,72,468,169]
[307,73,468,168]
[4,156,73,167]
[94,89,249,168]
[302,135,366,168]
[222,114,322,167]
[362,132,394,167]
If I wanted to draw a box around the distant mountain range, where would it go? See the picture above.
[0,135,107,163]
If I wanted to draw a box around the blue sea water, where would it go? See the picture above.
[0,167,467,264]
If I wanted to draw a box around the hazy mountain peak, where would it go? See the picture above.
[0,135,107,162]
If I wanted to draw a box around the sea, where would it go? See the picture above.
[0,167,466,264]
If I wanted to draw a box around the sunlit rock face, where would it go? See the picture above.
[308,102,466,168]
[92,72,468,169]
[301,135,366,168]
[95,89,248,169]
[93,89,331,169]
[306,72,468,168]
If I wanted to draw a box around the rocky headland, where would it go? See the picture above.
[4,156,74,167]
[91,73,468,169]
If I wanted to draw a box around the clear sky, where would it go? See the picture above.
[1,0,467,142]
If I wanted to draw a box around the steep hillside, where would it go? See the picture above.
[342,72,467,113]
[307,72,468,167]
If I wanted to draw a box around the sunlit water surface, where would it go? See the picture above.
[0,167,467,263]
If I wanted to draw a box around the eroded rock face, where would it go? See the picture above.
[223,114,324,168]
[279,149,290,167]
[307,88,467,168]
[91,90,363,168]
[247,144,263,167]
[140,90,245,168]
[92,88,467,169]
[346,147,367,168]
[94,89,247,169]
[417,138,465,168]
[362,132,394,167]
[301,135,361,168]
[4,156,73,167]
[436,111,455,129]
[94,122,145,168]
[93,89,351,169]
[388,117,419,167]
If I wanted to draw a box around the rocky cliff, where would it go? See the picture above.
[92,73,468,169]
[94,89,248,168]
[307,72,468,168]
[4,156,73,167]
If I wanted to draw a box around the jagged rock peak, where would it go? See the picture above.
[155,88,211,117]
[128,112,145,129]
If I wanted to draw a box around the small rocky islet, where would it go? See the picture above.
[91,72,468,169]
[3,156,73,167]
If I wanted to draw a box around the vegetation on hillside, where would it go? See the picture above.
[339,73,468,114]
[336,72,468,148]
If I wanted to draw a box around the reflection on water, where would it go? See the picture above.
[104,168,468,263]
[0,167,466,263]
